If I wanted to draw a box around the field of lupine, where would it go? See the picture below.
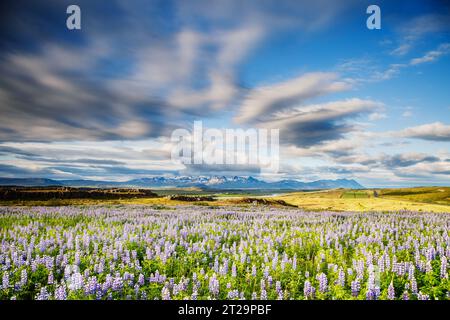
[1,205,449,300]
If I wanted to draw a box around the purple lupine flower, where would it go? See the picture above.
[272,253,278,270]
[440,256,447,279]
[48,272,54,285]
[408,264,415,281]
[161,285,171,300]
[172,283,180,296]
[277,290,283,300]
[417,292,430,300]
[138,273,145,286]
[351,279,360,297]
[112,274,123,291]
[303,280,315,299]
[356,260,365,279]
[227,289,239,299]
[337,269,345,287]
[316,273,328,293]
[68,272,83,291]
[74,251,81,265]
[378,256,385,273]
[55,283,67,300]
[387,282,395,300]
[208,274,219,298]
[213,257,219,273]
[366,265,380,300]
[251,265,257,277]
[103,274,113,291]
[97,261,104,274]
[260,289,267,300]
[20,269,27,288]
[385,255,390,271]
[2,272,9,290]
[275,281,282,296]
[134,284,140,297]
[36,287,50,300]
[411,277,418,295]
[402,291,409,300]
[260,278,265,292]
[263,266,269,279]
[191,289,198,300]
[221,258,228,276]
[366,289,375,300]
[85,276,98,295]
[63,265,71,280]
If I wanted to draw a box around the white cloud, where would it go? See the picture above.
[234,72,351,124]
[390,14,450,56]
[390,44,412,56]
[398,122,450,141]
[371,63,406,81]
[410,43,450,65]
[402,111,413,117]
[394,161,450,178]
[368,112,387,121]
[167,25,264,110]
[342,43,450,84]
[257,98,382,147]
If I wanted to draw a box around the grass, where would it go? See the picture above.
[272,187,450,213]
[340,190,371,199]
[1,186,449,213]
[377,187,450,206]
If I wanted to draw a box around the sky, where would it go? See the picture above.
[0,0,449,187]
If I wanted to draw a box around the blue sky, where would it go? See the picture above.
[0,0,449,187]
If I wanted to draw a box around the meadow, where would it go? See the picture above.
[2,187,450,213]
[1,205,449,300]
[272,187,450,213]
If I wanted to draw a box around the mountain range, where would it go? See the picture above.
[0,176,364,190]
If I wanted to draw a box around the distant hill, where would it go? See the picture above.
[0,176,364,190]
[0,178,62,187]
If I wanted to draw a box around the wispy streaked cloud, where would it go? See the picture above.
[410,43,450,65]
[234,72,351,124]
[399,122,450,141]
[390,13,450,56]
[260,98,383,147]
